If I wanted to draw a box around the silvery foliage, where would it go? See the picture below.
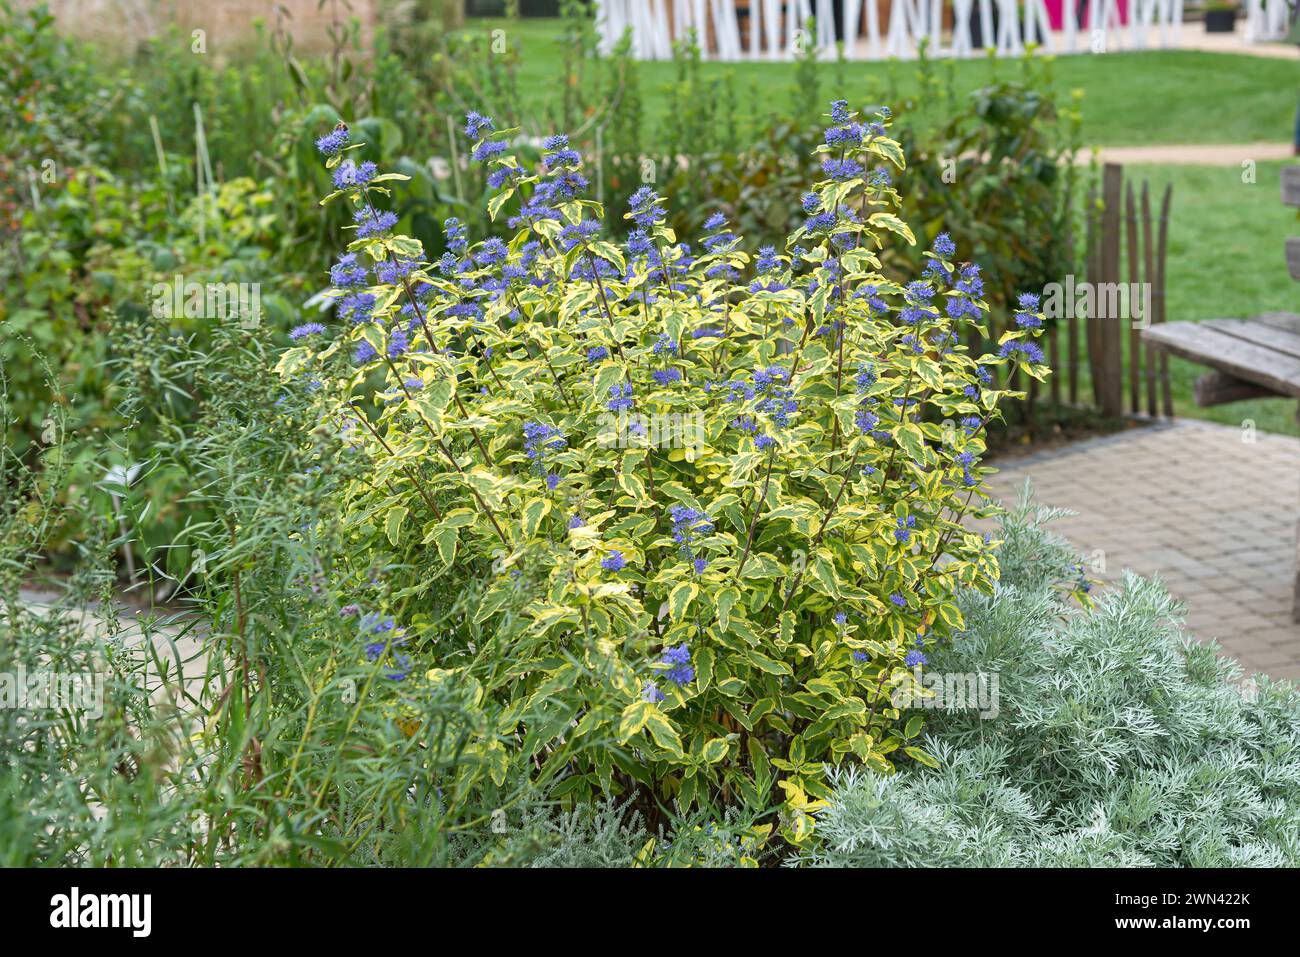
[798,486,1300,868]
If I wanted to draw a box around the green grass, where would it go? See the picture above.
[464,17,1299,149]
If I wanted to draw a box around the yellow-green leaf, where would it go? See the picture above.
[701,738,729,764]
[936,602,965,631]
[384,506,408,547]
[522,497,551,539]
[434,524,457,567]
[810,553,840,599]
[746,650,792,676]
[619,700,655,742]
[715,586,740,633]
[669,581,699,621]
[869,211,915,245]
[474,580,514,624]
[644,711,683,756]
[904,745,939,768]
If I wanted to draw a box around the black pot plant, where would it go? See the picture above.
[1204,0,1238,32]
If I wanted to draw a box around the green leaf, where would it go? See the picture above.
[715,586,740,633]
[869,211,915,245]
[487,187,515,222]
[746,650,792,676]
[809,552,840,599]
[740,553,784,579]
[439,508,478,528]
[779,610,795,645]
[936,602,965,631]
[694,646,715,691]
[903,745,940,769]
[715,677,746,696]
[592,361,624,405]
[426,377,455,412]
[805,677,840,697]
[822,697,867,721]
[871,136,906,171]
[384,506,408,547]
[522,497,551,539]
[700,738,729,764]
[618,471,648,504]
[903,715,925,739]
[474,581,514,624]
[618,701,654,742]
[435,525,457,567]
[894,422,927,463]
[644,711,684,756]
[668,581,699,621]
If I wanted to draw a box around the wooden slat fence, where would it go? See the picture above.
[1041,162,1173,420]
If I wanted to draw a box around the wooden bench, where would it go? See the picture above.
[1142,165,1300,619]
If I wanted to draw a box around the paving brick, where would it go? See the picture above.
[989,420,1300,682]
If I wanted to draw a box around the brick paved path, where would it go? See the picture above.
[988,420,1300,682]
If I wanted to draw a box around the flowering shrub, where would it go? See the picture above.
[279,101,1048,839]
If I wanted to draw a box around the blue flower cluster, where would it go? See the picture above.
[894,515,917,545]
[661,644,694,686]
[315,124,349,156]
[670,505,714,574]
[353,609,411,681]
[523,421,566,488]
[607,382,635,412]
[999,339,1046,365]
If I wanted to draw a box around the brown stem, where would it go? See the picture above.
[431,437,510,546]
[734,445,777,581]
[585,249,625,359]
[780,446,861,614]
[351,406,443,522]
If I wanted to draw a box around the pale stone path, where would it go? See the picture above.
[1085,143,1295,166]
[988,420,1300,681]
[17,589,212,706]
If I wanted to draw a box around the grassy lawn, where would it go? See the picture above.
[464,17,1299,148]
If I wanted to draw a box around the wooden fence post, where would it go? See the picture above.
[1279,165,1300,621]
[1156,183,1173,417]
[1141,182,1157,417]
[1083,185,1098,408]
[1096,163,1124,418]
[1125,180,1141,414]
